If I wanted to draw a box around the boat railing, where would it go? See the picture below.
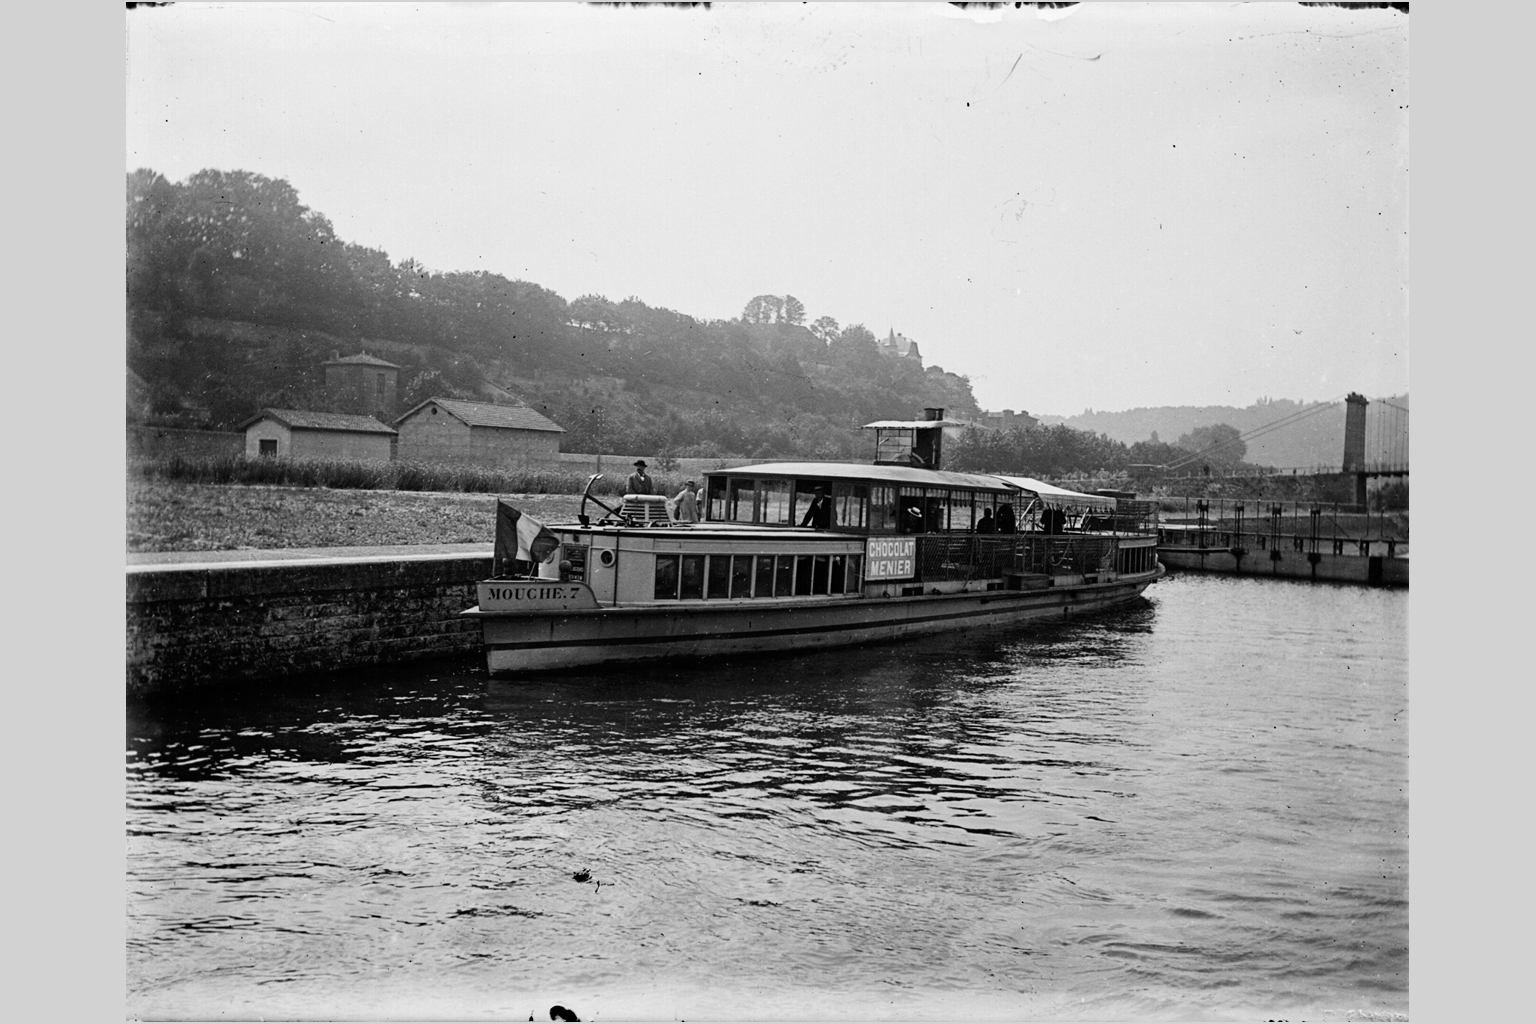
[910,534,1135,582]
[1019,535,1118,577]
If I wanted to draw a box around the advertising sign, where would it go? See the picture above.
[865,536,917,581]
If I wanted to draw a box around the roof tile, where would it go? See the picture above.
[323,353,400,368]
[401,398,564,432]
[238,409,398,434]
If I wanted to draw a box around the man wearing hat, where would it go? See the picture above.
[625,460,655,495]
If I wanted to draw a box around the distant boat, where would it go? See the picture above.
[464,409,1164,676]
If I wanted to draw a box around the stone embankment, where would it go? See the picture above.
[127,546,491,696]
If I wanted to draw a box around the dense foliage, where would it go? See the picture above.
[127,168,1206,474]
[944,423,1256,479]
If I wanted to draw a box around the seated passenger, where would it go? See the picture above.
[997,504,1016,534]
[976,508,996,534]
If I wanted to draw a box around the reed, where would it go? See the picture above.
[129,454,660,496]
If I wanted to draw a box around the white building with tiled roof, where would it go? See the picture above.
[238,408,398,463]
[393,397,565,469]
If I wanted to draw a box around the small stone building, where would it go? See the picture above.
[239,409,398,463]
[393,397,564,469]
[324,352,400,419]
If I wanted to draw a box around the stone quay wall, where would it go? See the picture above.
[128,424,245,460]
[127,553,492,696]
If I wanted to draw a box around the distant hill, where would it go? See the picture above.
[126,168,980,461]
[1038,395,1409,470]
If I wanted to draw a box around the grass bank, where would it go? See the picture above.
[130,453,696,496]
[126,456,714,553]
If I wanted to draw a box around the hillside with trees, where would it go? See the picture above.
[131,168,1343,480]
[127,168,981,462]
[1039,394,1410,471]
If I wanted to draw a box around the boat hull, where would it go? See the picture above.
[468,569,1161,676]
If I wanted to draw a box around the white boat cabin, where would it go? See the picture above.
[499,411,1157,610]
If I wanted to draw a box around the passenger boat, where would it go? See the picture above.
[463,409,1164,676]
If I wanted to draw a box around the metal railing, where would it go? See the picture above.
[1156,497,1407,544]
[912,534,1128,582]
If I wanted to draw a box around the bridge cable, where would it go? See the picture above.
[1163,396,1348,471]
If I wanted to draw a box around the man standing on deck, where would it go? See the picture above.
[671,480,700,522]
[626,460,655,495]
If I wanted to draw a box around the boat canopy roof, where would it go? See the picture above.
[996,475,1118,512]
[710,461,1016,493]
[861,418,967,429]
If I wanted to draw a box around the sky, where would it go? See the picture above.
[125,2,1408,416]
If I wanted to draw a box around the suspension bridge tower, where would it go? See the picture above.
[1343,392,1369,506]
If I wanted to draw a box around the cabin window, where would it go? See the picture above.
[925,492,948,533]
[898,486,926,534]
[259,438,277,457]
[727,478,756,523]
[707,478,727,522]
[731,555,754,597]
[811,555,831,594]
[654,550,874,599]
[868,485,897,532]
[952,492,978,533]
[654,555,680,599]
[875,427,915,465]
[680,555,705,599]
[833,482,868,530]
[760,480,791,525]
[707,554,730,598]
[793,555,814,595]
[846,554,863,591]
[773,555,794,596]
[792,481,833,529]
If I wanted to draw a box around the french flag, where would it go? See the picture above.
[493,499,560,576]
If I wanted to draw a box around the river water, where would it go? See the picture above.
[127,573,1407,1021]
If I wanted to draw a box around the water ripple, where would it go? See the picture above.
[127,576,1406,1020]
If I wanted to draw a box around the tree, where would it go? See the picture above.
[828,323,881,372]
[741,294,784,324]
[781,295,806,326]
[809,315,840,345]
[1174,423,1247,471]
